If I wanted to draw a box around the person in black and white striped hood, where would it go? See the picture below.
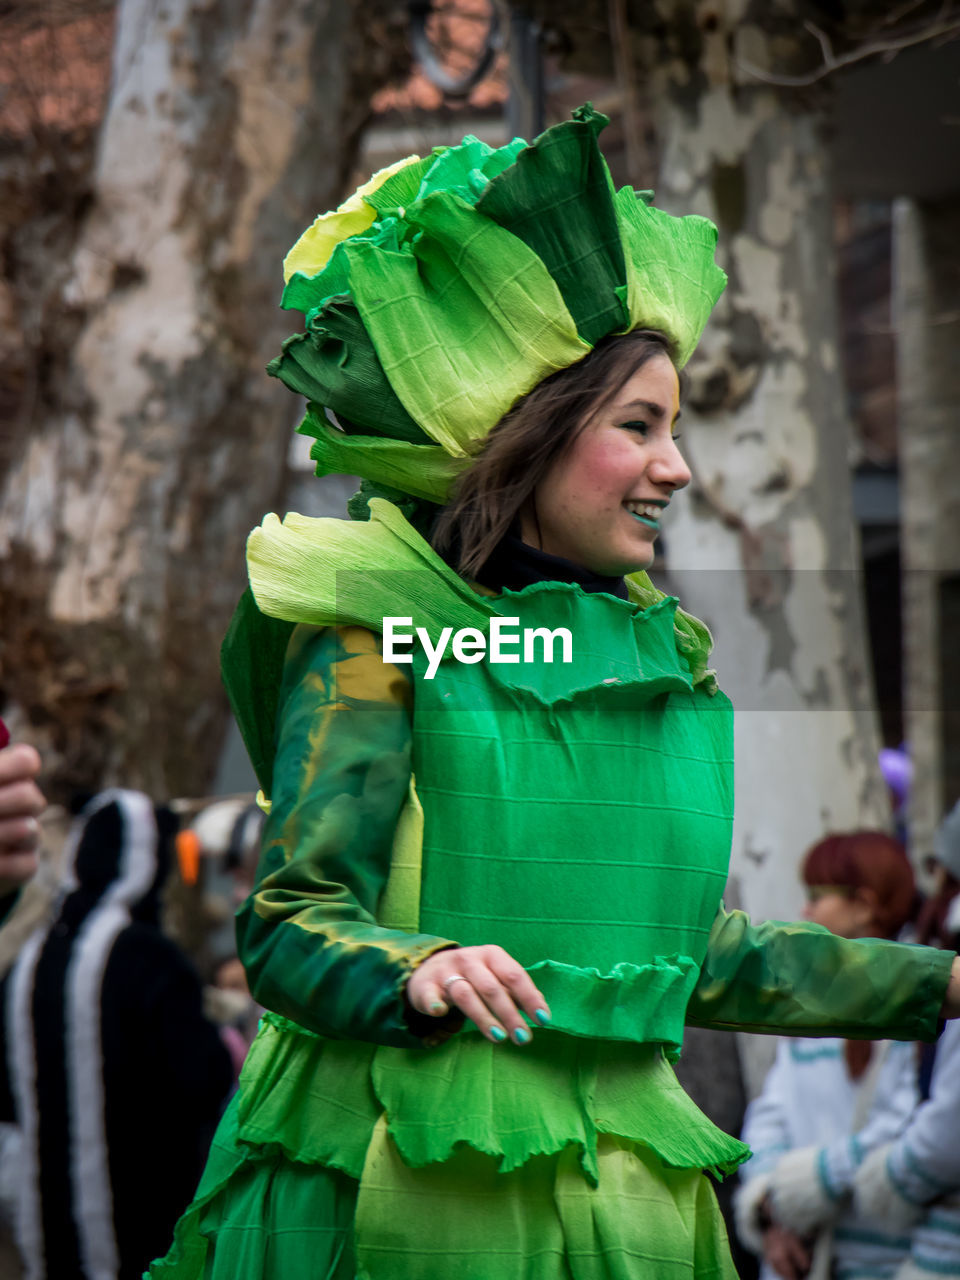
[0,788,232,1280]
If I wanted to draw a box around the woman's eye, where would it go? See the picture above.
[620,420,649,435]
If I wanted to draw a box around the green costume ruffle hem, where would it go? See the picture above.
[149,1012,748,1280]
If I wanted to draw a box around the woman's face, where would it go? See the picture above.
[520,354,690,575]
[802,886,878,939]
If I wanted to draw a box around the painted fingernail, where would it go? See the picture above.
[535,1008,551,1026]
[489,1026,507,1043]
[513,1027,531,1045]
[430,1001,447,1015]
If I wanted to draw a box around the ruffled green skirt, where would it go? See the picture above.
[148,1015,746,1280]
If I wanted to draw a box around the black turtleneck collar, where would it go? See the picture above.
[474,531,629,600]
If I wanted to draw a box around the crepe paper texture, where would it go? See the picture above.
[223,499,719,800]
[241,499,716,683]
[282,153,423,284]
[269,104,727,505]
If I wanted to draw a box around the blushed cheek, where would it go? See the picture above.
[573,458,626,505]
[595,447,637,496]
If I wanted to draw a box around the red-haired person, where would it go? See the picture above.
[735,832,922,1280]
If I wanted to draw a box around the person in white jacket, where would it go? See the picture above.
[852,801,960,1280]
[735,831,925,1280]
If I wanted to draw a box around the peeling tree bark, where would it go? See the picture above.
[0,0,410,804]
[519,1,892,931]
[645,10,889,930]
[634,2,893,1106]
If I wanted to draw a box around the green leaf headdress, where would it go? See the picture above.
[269,105,726,507]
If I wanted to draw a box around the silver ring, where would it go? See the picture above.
[442,973,470,993]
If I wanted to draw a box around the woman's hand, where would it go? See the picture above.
[762,1223,812,1280]
[0,741,44,898]
[407,945,551,1046]
[941,956,960,1020]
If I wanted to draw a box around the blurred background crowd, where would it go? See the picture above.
[1,0,959,1276]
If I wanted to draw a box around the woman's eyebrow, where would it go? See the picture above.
[618,398,683,425]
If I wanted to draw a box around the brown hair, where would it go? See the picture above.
[802,831,916,940]
[430,329,677,578]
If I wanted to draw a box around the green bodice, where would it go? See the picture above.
[411,584,734,1051]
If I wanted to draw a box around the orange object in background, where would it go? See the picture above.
[176,828,202,886]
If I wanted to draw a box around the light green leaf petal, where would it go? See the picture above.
[346,190,592,455]
[615,188,727,366]
[246,501,491,637]
[281,154,421,284]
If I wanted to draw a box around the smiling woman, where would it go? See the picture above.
[519,353,688,575]
[147,106,960,1280]
[431,328,687,578]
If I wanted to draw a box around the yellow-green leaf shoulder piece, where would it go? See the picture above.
[246,500,719,691]
[246,499,495,644]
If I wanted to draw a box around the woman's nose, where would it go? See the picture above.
[652,437,692,491]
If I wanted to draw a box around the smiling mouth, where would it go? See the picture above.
[623,500,666,531]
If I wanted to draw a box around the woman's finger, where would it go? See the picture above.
[485,947,551,1026]
[406,952,455,1018]
[456,956,533,1044]
[407,973,453,1018]
[441,973,514,1045]
[406,946,547,1046]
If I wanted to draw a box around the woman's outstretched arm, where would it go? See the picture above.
[685,903,957,1041]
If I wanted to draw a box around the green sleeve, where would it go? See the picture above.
[236,623,458,1048]
[685,904,955,1042]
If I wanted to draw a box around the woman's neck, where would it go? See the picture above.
[475,530,628,599]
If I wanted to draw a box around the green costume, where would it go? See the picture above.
[148,110,954,1279]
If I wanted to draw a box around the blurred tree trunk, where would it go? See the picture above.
[530,0,892,925]
[894,197,960,857]
[0,0,410,804]
[646,8,889,928]
[530,2,895,1111]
